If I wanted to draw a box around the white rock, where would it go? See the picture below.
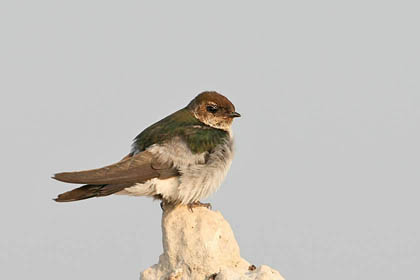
[140,205,285,280]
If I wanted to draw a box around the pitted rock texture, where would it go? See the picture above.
[140,205,285,280]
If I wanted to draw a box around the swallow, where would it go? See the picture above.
[53,91,240,209]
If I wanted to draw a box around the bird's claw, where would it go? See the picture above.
[187,201,212,212]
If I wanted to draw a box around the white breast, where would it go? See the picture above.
[120,136,234,204]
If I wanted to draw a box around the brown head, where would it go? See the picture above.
[187,91,241,131]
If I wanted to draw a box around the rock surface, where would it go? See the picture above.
[140,205,285,280]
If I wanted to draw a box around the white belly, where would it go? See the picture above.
[118,137,234,204]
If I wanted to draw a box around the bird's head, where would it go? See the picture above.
[187,91,241,131]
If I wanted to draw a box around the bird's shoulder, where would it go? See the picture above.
[132,108,230,154]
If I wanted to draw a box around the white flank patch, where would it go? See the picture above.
[120,177,180,201]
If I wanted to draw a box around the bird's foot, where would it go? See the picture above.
[187,201,212,212]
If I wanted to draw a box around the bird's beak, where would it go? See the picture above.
[228,112,241,118]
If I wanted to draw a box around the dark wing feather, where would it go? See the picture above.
[53,151,178,185]
[54,183,134,202]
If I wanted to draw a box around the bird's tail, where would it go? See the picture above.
[54,183,132,202]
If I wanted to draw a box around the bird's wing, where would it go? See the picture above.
[53,150,178,185]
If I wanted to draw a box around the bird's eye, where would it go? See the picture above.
[206,105,218,113]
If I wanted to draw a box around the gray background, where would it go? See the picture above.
[0,1,419,279]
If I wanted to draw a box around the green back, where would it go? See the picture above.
[132,108,229,154]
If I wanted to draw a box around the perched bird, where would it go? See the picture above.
[53,91,240,209]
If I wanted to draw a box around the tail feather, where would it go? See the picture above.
[54,183,132,202]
